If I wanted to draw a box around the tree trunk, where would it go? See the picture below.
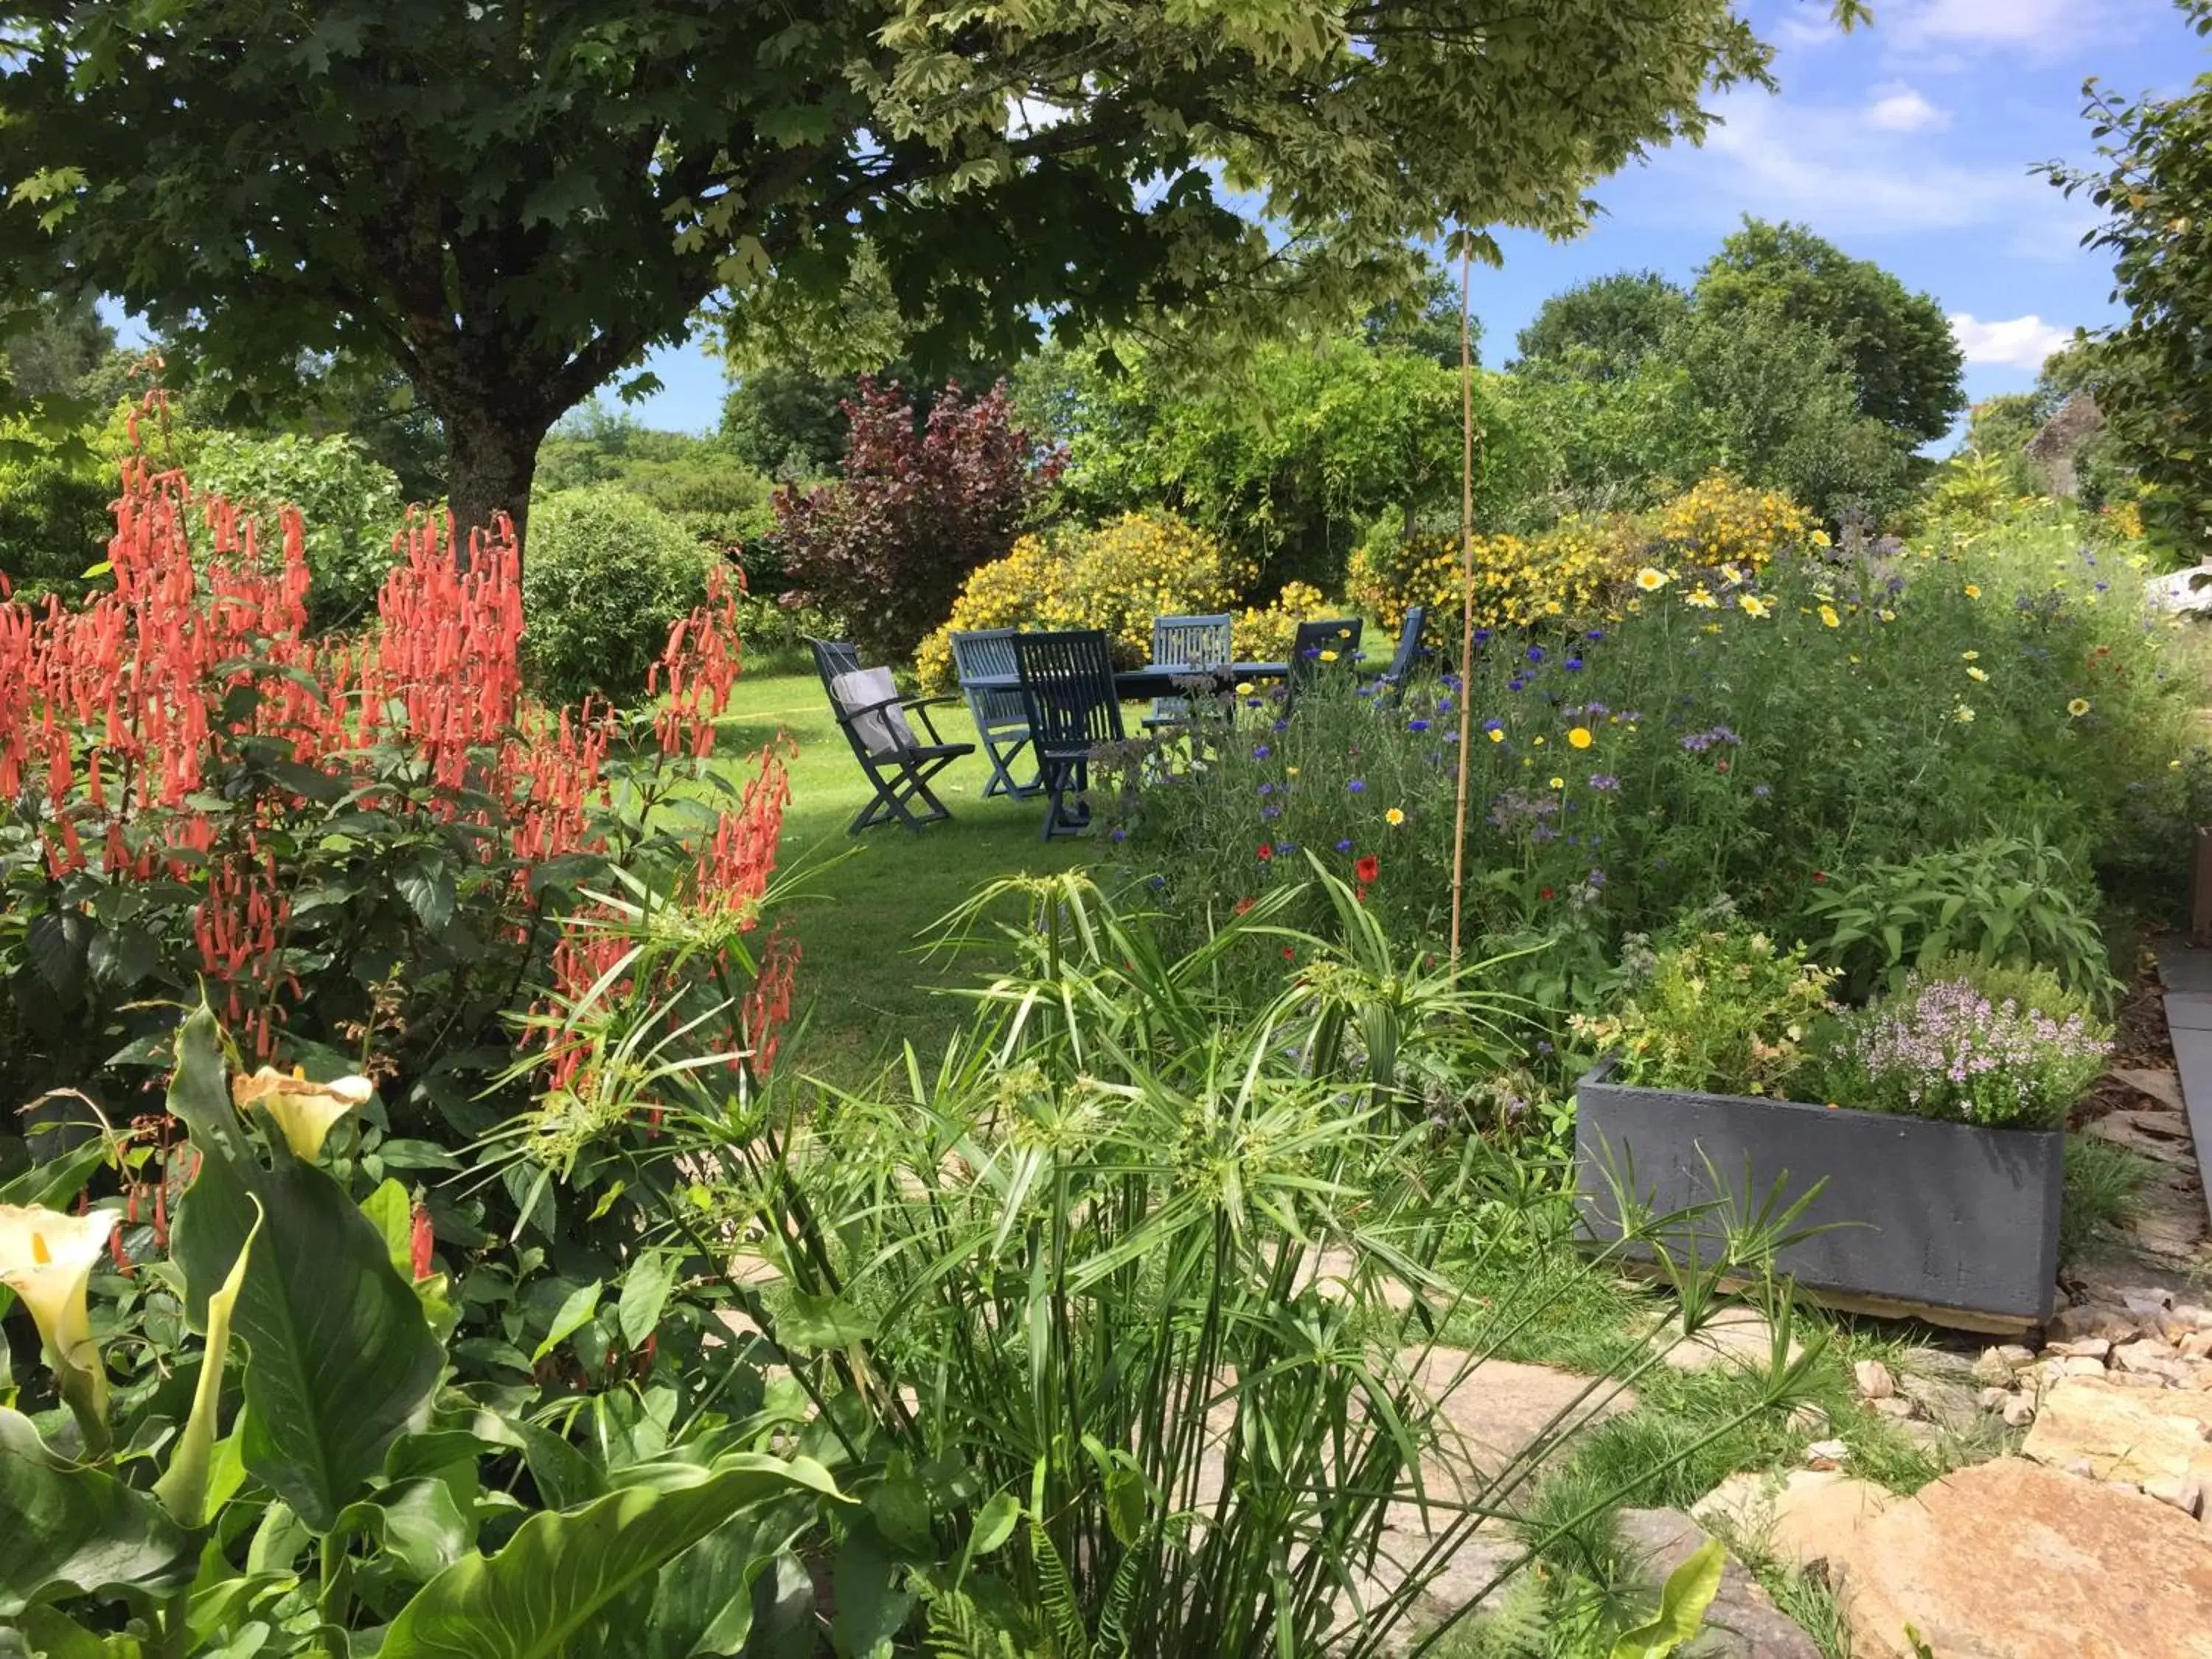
[442,405,552,566]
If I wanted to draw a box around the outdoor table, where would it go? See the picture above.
[964,661,1290,700]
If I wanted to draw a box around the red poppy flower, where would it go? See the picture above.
[1812,871,1828,885]
[1281,947,1295,961]
[1540,886,1555,901]
[1234,896,1255,915]
[1354,855,1380,885]
[1713,759,1731,773]
[1256,843,1273,862]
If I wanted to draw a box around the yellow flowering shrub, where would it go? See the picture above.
[1234,580,1335,661]
[917,511,1248,690]
[1646,473,1821,568]
[1346,473,1821,633]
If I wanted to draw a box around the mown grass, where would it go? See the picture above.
[716,668,1091,1085]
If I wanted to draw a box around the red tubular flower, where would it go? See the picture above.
[409,1202,434,1280]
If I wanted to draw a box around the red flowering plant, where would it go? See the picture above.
[0,398,801,1307]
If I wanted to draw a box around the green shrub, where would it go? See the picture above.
[188,428,407,627]
[1570,924,1835,1097]
[0,420,113,603]
[522,484,716,705]
[1806,831,2117,1004]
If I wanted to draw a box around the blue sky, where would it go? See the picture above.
[622,0,2209,437]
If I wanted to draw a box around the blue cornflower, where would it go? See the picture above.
[1335,838,1354,853]
[1110,827,1127,843]
[1347,779,1366,794]
[1508,676,1528,692]
[1257,782,1275,797]
[1408,718,1430,732]
[1564,656,1584,672]
[1526,645,1545,664]
[1585,629,1605,641]
[1252,744,1271,759]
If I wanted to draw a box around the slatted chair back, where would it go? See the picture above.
[1366,605,1427,706]
[1013,629,1126,757]
[809,637,882,762]
[1012,629,1126,838]
[1145,612,1234,728]
[950,627,1041,799]
[1287,616,1364,708]
[1150,613,1234,670]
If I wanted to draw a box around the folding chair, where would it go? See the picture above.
[1286,616,1365,712]
[1012,629,1126,841]
[807,636,975,835]
[1143,612,1234,731]
[1360,605,1427,707]
[950,627,1040,799]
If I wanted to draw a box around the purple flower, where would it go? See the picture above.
[1588,773,1621,792]
[1110,827,1127,843]
[1257,782,1275,797]
[1408,718,1431,732]
[1585,629,1605,641]
[1252,744,1271,759]
[1564,656,1585,672]
[1753,783,1772,799]
[1276,841,1298,853]
[1260,805,1281,821]
[1347,779,1366,793]
[1526,645,1546,664]
[1508,677,1528,692]
[1482,718,1503,734]
[1335,838,1354,852]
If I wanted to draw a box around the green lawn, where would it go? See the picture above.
[718,668,1091,1084]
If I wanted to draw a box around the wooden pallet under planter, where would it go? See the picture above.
[1573,1061,2062,1336]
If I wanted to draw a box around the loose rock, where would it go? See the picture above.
[2020,1377,2212,1484]
[1615,1509,1823,1659]
[2002,1396,2037,1429]
[1691,1470,1898,1576]
[1836,1457,2212,1659]
[1804,1439,1848,1470]
[1853,1359,1895,1400]
[2047,1304,2140,1345]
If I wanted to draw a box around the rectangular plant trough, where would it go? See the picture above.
[1573,1061,2062,1335]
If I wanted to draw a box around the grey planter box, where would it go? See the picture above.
[1573,1062,2062,1334]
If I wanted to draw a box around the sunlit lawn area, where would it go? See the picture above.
[715,667,1091,1083]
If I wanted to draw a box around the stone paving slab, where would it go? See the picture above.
[1834,1457,2212,1659]
[2166,992,2212,1032]
[2161,1025,2212,1235]
[2154,940,2212,995]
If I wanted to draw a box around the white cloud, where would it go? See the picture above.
[1899,0,2076,46]
[1950,313,2073,369]
[1686,95,2053,238]
[1865,83,1948,133]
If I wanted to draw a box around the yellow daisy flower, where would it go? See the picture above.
[1964,584,1982,599]
[1961,650,1978,661]
[1954,705,1976,723]
[1384,807,1406,827]
[1567,726,1593,750]
[1966,666,1989,682]
[1635,567,1669,592]
[1487,728,1506,743]
[1686,586,1719,609]
[1737,594,1773,619]
[1548,776,1565,790]
[1818,604,1840,628]
[2067,698,2090,717]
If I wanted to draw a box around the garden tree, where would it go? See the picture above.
[2043,1,2212,547]
[774,378,1057,660]
[0,291,115,400]
[1,0,1865,553]
[1360,255,1480,367]
[1506,302,1913,522]
[1512,271,1691,379]
[1029,332,1540,588]
[1695,218,1964,444]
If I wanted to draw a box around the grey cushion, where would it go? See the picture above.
[830,666,919,760]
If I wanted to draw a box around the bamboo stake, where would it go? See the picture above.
[1448,236,1478,970]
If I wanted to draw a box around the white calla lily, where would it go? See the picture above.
[0,1201,118,1440]
[232,1067,374,1159]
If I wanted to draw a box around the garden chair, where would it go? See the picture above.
[807,636,975,835]
[949,627,1041,799]
[1360,605,1427,706]
[1143,612,1235,731]
[1285,616,1364,712]
[1012,629,1126,841]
